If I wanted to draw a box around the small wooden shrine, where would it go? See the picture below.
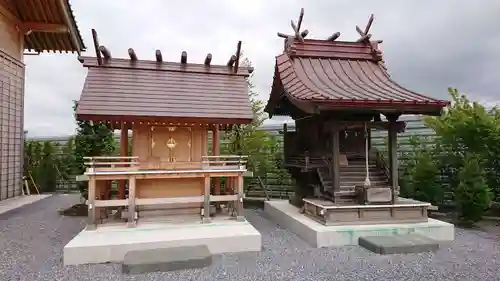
[76,30,254,229]
[265,10,450,225]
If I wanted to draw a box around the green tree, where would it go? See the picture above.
[455,153,491,226]
[399,136,442,205]
[73,101,115,198]
[224,57,273,173]
[426,88,500,200]
[58,136,77,187]
[38,141,58,192]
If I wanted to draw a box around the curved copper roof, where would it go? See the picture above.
[266,39,449,116]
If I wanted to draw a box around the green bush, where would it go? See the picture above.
[73,101,115,199]
[410,151,442,206]
[426,88,500,201]
[399,136,442,205]
[455,153,491,226]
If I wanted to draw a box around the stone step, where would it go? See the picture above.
[122,245,212,274]
[358,234,439,255]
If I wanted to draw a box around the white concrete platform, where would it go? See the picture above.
[0,194,52,215]
[264,200,455,248]
[63,216,262,265]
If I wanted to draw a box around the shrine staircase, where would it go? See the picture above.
[317,157,391,203]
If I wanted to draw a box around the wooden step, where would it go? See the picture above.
[340,170,385,176]
[340,175,387,182]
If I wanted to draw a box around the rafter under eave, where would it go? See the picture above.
[23,22,68,34]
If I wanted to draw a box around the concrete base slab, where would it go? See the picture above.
[123,245,212,274]
[359,233,439,254]
[64,216,261,265]
[264,200,454,248]
[0,194,52,216]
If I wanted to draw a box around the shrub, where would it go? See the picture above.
[455,153,491,226]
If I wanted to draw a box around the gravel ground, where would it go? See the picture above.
[0,194,500,281]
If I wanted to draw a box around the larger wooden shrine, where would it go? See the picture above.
[0,1,85,201]
[265,10,450,225]
[76,30,254,229]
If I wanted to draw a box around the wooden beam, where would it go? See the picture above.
[290,20,304,42]
[356,25,365,36]
[98,45,111,59]
[203,176,211,223]
[155,49,162,62]
[94,199,128,207]
[227,55,236,67]
[91,29,102,65]
[388,121,398,203]
[210,194,238,202]
[277,32,289,38]
[236,175,244,219]
[0,4,20,26]
[21,22,68,33]
[180,51,187,63]
[327,32,341,41]
[87,176,97,230]
[234,41,242,73]
[128,48,137,60]
[300,30,309,39]
[364,14,375,35]
[136,196,204,205]
[127,176,136,227]
[56,0,82,55]
[118,124,128,200]
[212,124,221,202]
[357,34,371,42]
[204,53,212,65]
[296,8,305,31]
[331,123,341,201]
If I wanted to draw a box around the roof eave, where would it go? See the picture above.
[15,0,86,53]
[57,0,86,53]
[314,100,448,116]
[75,113,254,125]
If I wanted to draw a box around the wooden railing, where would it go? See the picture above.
[285,154,330,170]
[83,155,248,173]
[201,155,247,170]
[84,156,139,172]
[372,148,390,181]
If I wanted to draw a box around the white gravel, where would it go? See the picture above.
[0,194,499,281]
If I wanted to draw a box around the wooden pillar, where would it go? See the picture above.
[118,123,128,200]
[387,115,399,203]
[236,175,245,221]
[87,176,97,230]
[331,123,341,201]
[203,175,211,223]
[212,124,220,198]
[127,176,136,227]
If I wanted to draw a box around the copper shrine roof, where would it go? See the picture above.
[266,10,449,116]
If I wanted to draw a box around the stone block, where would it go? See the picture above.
[366,187,392,203]
[122,245,212,274]
[356,186,392,204]
[359,233,439,254]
